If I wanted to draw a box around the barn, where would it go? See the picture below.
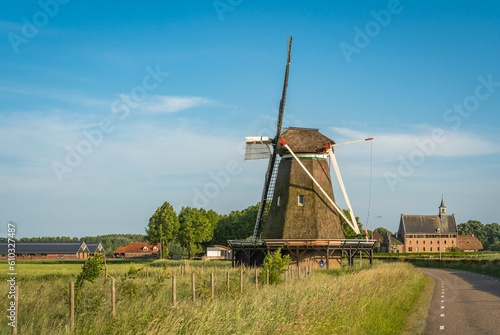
[0,242,90,260]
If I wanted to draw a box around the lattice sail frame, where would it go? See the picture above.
[244,137,273,160]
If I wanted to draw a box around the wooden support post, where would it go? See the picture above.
[13,285,18,335]
[240,269,243,293]
[266,269,269,285]
[69,282,75,329]
[360,251,362,266]
[172,276,176,306]
[326,247,330,269]
[370,249,373,266]
[192,273,196,302]
[226,272,230,291]
[296,249,299,269]
[255,269,258,290]
[146,267,148,278]
[211,273,214,299]
[111,278,116,317]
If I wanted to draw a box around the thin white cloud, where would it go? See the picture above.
[0,83,109,107]
[331,126,500,160]
[144,95,215,114]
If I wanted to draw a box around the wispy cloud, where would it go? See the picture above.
[331,125,500,160]
[0,82,109,108]
[143,95,215,113]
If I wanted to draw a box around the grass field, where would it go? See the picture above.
[0,259,429,334]
[375,251,500,278]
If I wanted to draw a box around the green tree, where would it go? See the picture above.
[484,223,500,249]
[375,227,392,238]
[211,203,259,245]
[199,208,222,248]
[177,207,213,259]
[338,209,364,238]
[145,202,179,258]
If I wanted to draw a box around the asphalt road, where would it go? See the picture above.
[419,268,500,335]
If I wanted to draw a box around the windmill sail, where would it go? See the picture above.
[244,137,272,160]
[252,36,292,240]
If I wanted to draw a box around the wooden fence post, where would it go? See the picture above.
[104,258,108,279]
[172,275,176,306]
[13,285,18,335]
[192,273,196,302]
[211,273,214,299]
[111,278,116,317]
[69,282,75,329]
[146,267,148,279]
[227,272,230,291]
[240,269,243,294]
[266,269,269,285]
[255,269,258,290]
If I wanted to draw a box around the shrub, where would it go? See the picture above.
[259,248,291,284]
[127,262,142,278]
[74,254,105,311]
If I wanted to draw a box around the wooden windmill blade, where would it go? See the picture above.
[250,36,292,240]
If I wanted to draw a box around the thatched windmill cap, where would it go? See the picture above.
[277,127,335,155]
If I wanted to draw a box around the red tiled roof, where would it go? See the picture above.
[124,242,160,254]
[114,247,126,254]
[457,235,483,251]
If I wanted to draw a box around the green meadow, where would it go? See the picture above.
[0,259,433,334]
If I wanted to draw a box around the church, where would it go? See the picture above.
[381,198,483,253]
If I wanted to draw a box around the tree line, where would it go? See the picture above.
[145,202,259,258]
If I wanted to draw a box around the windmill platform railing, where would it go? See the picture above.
[228,238,376,268]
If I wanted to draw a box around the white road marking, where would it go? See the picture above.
[440,326,445,330]
[441,306,445,309]
[440,314,444,317]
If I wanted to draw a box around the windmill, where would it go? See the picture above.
[244,36,371,241]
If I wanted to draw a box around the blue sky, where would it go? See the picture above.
[1,0,499,238]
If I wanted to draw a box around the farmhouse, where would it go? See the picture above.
[457,235,483,252]
[113,242,160,258]
[0,242,90,260]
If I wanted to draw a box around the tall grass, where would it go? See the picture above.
[0,262,426,334]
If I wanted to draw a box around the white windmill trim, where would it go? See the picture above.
[327,148,359,234]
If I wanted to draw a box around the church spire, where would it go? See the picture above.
[439,194,446,215]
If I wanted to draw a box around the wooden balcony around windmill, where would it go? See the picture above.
[228,238,376,269]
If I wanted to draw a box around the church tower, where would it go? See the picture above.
[439,196,446,216]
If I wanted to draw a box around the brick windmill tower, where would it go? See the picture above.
[244,37,368,242]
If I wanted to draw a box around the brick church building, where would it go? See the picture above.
[381,198,482,253]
